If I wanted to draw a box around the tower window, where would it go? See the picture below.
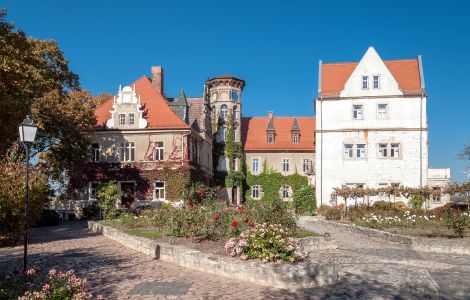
[220,105,228,119]
[362,76,369,89]
[231,91,239,101]
[373,75,380,89]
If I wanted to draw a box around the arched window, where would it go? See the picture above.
[211,106,216,119]
[220,105,228,119]
[233,105,238,120]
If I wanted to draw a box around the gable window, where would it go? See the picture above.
[377,104,388,119]
[379,143,388,158]
[91,143,100,162]
[391,143,400,158]
[220,105,228,119]
[252,158,260,173]
[119,114,126,126]
[128,113,135,125]
[344,143,367,159]
[280,185,292,201]
[154,142,164,161]
[267,133,274,144]
[303,159,312,173]
[373,75,380,89]
[251,185,261,200]
[282,159,290,173]
[292,133,299,144]
[154,181,165,200]
[362,76,369,89]
[119,142,135,162]
[353,105,363,119]
[88,182,100,200]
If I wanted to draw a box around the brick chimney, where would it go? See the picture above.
[151,66,164,95]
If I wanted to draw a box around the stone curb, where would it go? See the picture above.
[88,221,338,290]
[315,219,470,255]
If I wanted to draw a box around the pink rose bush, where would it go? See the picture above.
[12,268,103,300]
[224,223,306,263]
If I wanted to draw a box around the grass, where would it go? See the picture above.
[295,229,321,238]
[124,229,163,239]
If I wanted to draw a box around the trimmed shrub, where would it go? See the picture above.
[293,185,316,215]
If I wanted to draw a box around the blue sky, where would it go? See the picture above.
[2,0,469,182]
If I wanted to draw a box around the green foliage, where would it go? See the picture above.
[182,182,217,205]
[225,171,245,188]
[81,202,100,219]
[444,209,470,238]
[96,181,121,219]
[293,185,316,215]
[245,170,309,204]
[0,151,49,242]
[410,195,425,209]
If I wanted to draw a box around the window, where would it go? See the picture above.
[231,91,239,101]
[303,159,312,173]
[379,143,388,158]
[252,158,260,173]
[211,106,216,119]
[251,185,261,200]
[377,104,388,119]
[119,114,126,126]
[89,182,100,200]
[391,143,400,158]
[292,133,299,144]
[119,142,135,162]
[282,159,290,173]
[432,187,441,202]
[91,143,100,162]
[218,155,227,171]
[128,113,135,125]
[154,181,165,200]
[356,144,366,158]
[353,105,363,119]
[154,142,164,161]
[267,133,274,144]
[233,106,238,120]
[373,75,380,89]
[344,144,353,158]
[281,185,291,200]
[362,76,369,89]
[344,143,367,159]
[220,105,228,119]
[221,127,227,142]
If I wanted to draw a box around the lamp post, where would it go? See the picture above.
[18,116,37,274]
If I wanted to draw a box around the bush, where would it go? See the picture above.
[410,195,425,209]
[182,183,217,205]
[224,223,306,263]
[293,185,316,215]
[34,210,61,227]
[347,205,370,222]
[372,200,390,210]
[96,181,121,219]
[81,202,100,220]
[444,209,470,238]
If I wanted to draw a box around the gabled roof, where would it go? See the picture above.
[94,76,189,130]
[320,58,423,96]
[242,117,315,151]
[267,117,275,131]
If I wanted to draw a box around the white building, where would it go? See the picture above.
[315,47,448,206]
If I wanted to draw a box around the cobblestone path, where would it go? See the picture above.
[1,221,470,299]
[299,219,470,300]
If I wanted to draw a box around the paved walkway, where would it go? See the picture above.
[299,219,470,300]
[1,221,470,299]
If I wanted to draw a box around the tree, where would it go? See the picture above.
[459,140,470,161]
[0,10,97,181]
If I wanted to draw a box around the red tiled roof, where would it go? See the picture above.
[241,117,315,151]
[320,59,423,96]
[95,76,189,130]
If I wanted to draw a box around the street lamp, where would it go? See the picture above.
[18,116,37,274]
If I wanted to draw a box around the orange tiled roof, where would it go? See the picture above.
[320,59,423,96]
[241,117,315,151]
[95,76,189,130]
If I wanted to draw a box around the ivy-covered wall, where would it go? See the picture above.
[245,168,309,206]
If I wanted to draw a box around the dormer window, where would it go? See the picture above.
[119,114,126,126]
[292,133,299,144]
[362,76,369,89]
[373,75,380,89]
[128,113,135,125]
[267,133,274,143]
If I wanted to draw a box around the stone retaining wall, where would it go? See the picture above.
[88,221,338,289]
[316,219,470,255]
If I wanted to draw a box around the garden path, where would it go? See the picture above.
[299,218,470,300]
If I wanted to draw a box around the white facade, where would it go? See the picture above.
[315,47,429,206]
